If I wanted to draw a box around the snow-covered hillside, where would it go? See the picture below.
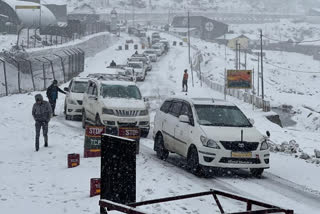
[65,0,314,14]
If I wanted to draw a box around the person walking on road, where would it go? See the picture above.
[46,80,66,116]
[182,69,189,92]
[110,60,116,67]
[32,94,52,151]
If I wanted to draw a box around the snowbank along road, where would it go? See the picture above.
[0,32,320,214]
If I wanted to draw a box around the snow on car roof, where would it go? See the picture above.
[73,77,89,82]
[166,96,235,106]
[99,80,136,86]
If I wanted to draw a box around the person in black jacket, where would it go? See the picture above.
[110,60,116,67]
[32,94,52,151]
[46,80,66,116]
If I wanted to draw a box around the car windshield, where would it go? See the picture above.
[71,81,88,93]
[128,63,142,68]
[100,84,142,99]
[195,105,252,127]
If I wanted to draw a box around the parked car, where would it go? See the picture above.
[64,77,89,120]
[143,49,158,62]
[128,55,152,72]
[82,79,150,137]
[151,32,161,44]
[125,61,146,81]
[152,43,165,55]
[159,39,170,53]
[153,97,270,177]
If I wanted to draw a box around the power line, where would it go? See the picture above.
[262,35,320,44]
[265,60,320,73]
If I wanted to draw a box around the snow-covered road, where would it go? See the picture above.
[1,32,320,214]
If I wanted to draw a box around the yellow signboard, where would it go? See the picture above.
[15,5,41,9]
[227,70,252,89]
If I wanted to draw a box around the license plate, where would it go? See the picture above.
[231,152,252,158]
[119,118,135,123]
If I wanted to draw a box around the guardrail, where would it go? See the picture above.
[99,189,294,214]
[196,70,271,112]
[0,48,85,97]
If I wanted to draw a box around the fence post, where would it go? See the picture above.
[35,58,47,90]
[64,50,73,79]
[10,58,21,93]
[72,49,80,74]
[20,58,36,91]
[54,54,66,83]
[43,57,56,80]
[0,59,8,96]
[77,48,85,73]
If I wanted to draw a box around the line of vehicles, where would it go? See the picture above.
[64,33,169,138]
[62,32,270,177]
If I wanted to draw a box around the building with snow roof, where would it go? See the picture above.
[171,16,228,41]
[0,0,67,33]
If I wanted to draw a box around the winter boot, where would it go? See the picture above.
[44,135,48,147]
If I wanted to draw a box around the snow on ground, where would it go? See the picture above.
[1,32,320,214]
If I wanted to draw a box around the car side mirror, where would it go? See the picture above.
[143,97,149,102]
[266,131,271,138]
[249,118,255,125]
[64,87,69,92]
[179,115,190,123]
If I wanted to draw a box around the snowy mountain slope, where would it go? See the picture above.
[65,0,310,14]
[1,32,320,214]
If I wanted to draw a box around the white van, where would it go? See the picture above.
[153,97,270,177]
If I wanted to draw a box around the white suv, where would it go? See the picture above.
[64,77,89,120]
[153,97,270,177]
[125,61,147,81]
[82,79,150,137]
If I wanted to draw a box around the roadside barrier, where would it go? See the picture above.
[0,48,85,97]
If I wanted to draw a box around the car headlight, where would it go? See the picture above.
[102,108,114,115]
[260,140,269,150]
[68,99,77,105]
[200,135,220,149]
[139,109,149,116]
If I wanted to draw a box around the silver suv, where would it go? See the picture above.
[82,78,150,137]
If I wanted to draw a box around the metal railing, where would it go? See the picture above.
[99,189,294,214]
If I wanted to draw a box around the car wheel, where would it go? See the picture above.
[187,146,203,176]
[141,129,149,138]
[155,134,169,160]
[82,110,87,129]
[95,114,103,126]
[250,168,264,178]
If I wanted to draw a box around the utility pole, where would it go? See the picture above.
[188,11,194,87]
[235,40,238,70]
[188,11,191,64]
[132,0,135,27]
[260,29,264,101]
[238,43,241,70]
[244,50,247,70]
[257,54,260,97]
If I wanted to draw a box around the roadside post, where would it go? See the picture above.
[100,134,136,214]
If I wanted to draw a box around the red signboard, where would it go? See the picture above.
[118,127,140,140]
[90,178,101,197]
[68,153,80,168]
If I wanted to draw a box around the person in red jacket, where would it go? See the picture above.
[182,69,188,92]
